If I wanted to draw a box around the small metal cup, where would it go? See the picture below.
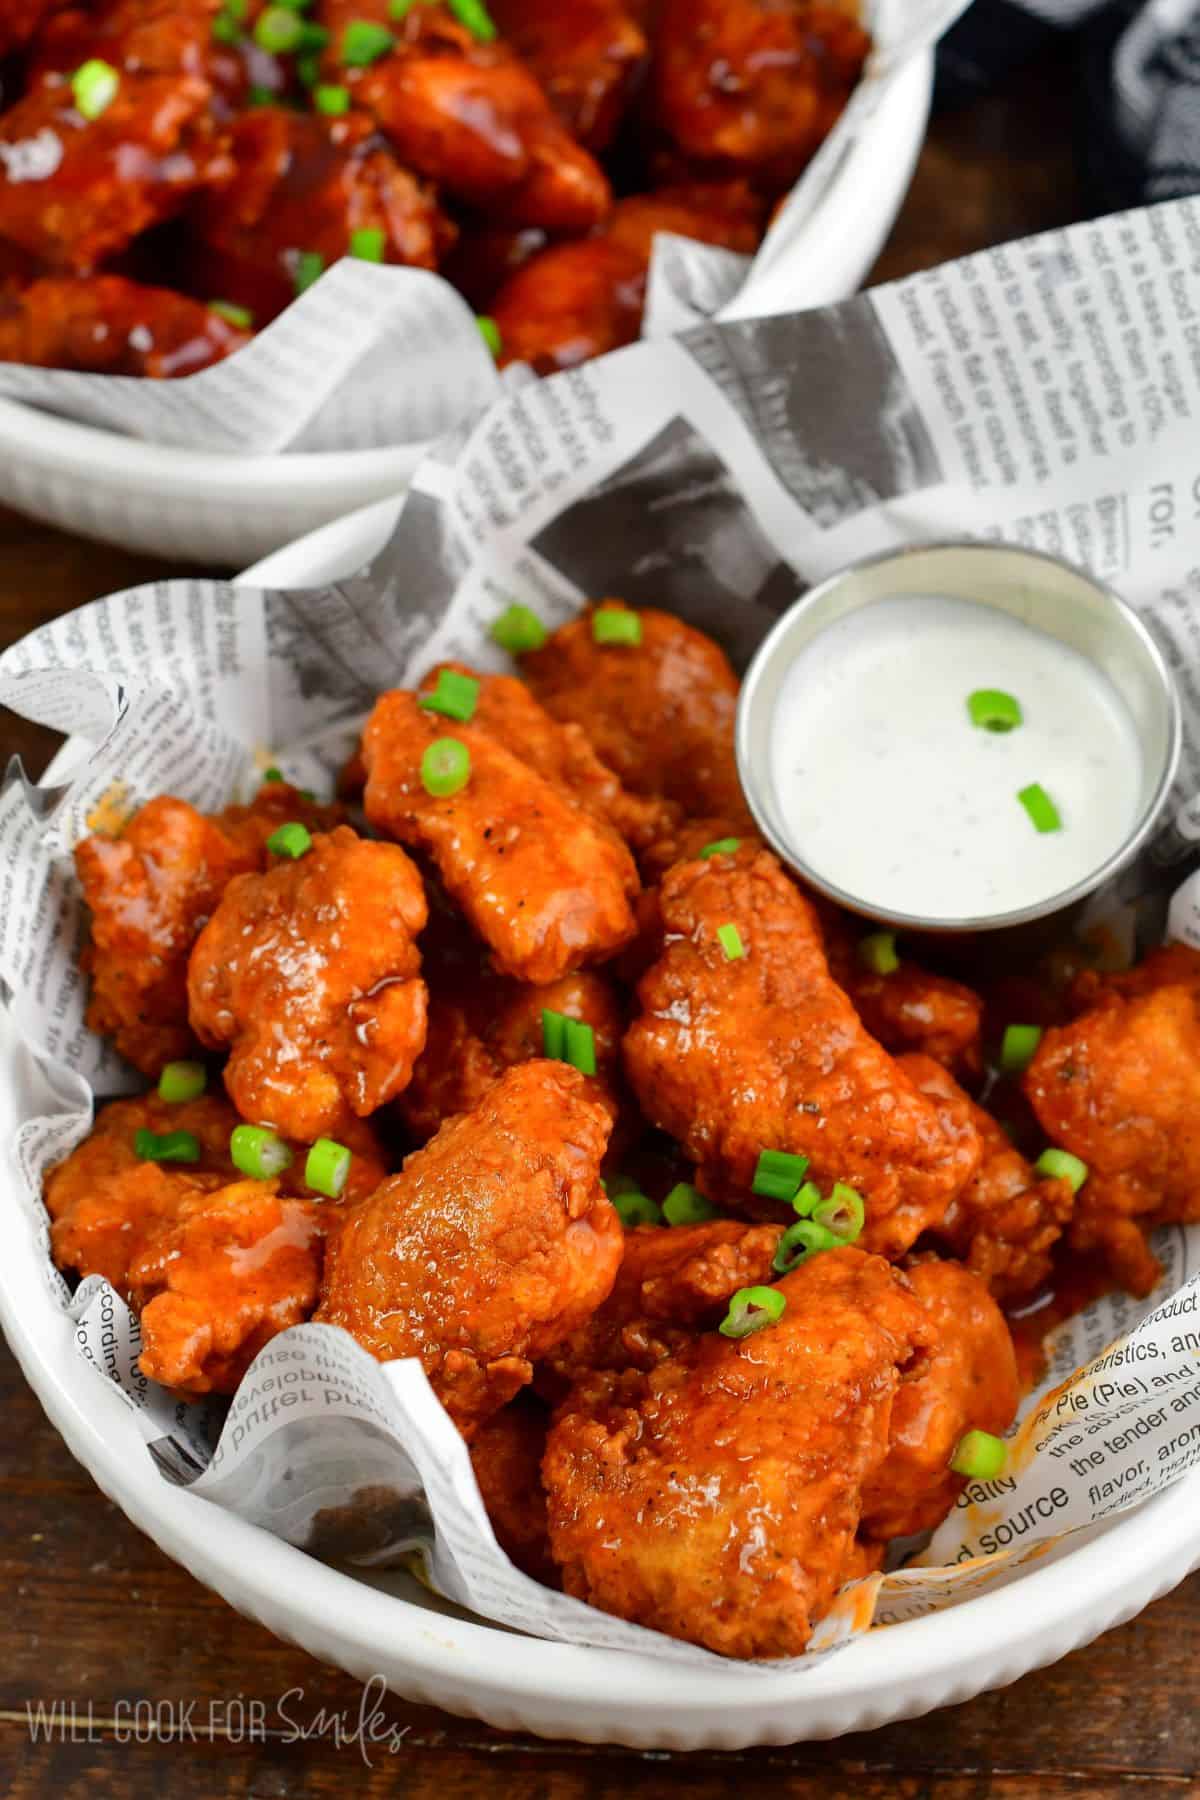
[735,540,1182,934]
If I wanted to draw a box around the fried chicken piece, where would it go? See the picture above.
[362,688,638,984]
[651,0,870,192]
[130,1180,326,1394]
[538,1218,784,1399]
[188,108,450,327]
[75,783,340,1078]
[523,602,750,821]
[900,1053,1074,1304]
[1025,972,1200,1296]
[419,662,674,851]
[1066,943,1200,1013]
[623,851,981,1255]
[0,0,62,58]
[491,185,763,372]
[543,1246,932,1658]
[488,0,647,151]
[318,0,611,231]
[468,1392,558,1584]
[316,1060,622,1432]
[439,221,548,312]
[637,816,760,884]
[860,1259,1019,1541]
[823,921,984,1078]
[0,4,231,271]
[0,275,249,375]
[188,826,428,1142]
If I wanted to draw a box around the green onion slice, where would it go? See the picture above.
[157,1061,207,1104]
[266,821,312,858]
[419,668,479,723]
[247,84,278,105]
[254,6,305,51]
[314,83,351,114]
[350,225,386,262]
[542,1008,567,1060]
[447,0,497,38]
[967,689,1023,733]
[71,59,120,120]
[716,922,744,961]
[1035,1147,1089,1193]
[420,737,471,797]
[719,1285,786,1339]
[613,1190,662,1227]
[390,0,418,14]
[262,765,284,783]
[950,1428,1008,1480]
[1017,782,1062,834]
[341,18,394,63]
[230,1124,294,1180]
[699,837,742,859]
[811,1182,865,1244]
[662,1182,717,1226]
[772,1217,841,1274]
[489,603,546,654]
[790,1180,822,1217]
[858,931,899,976]
[134,1128,200,1165]
[592,607,642,647]
[999,1022,1042,1074]
[305,1136,351,1199]
[298,20,330,47]
[751,1148,810,1203]
[564,1018,596,1077]
[294,250,325,295]
[296,49,322,84]
[209,299,254,330]
[476,314,502,357]
[212,12,242,42]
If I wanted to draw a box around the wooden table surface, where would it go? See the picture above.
[5,57,1192,1800]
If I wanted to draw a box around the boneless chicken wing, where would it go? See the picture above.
[468,1391,558,1584]
[316,1061,622,1431]
[488,0,647,150]
[0,275,249,375]
[824,923,984,1078]
[362,689,638,984]
[542,1247,933,1657]
[188,826,428,1142]
[624,851,981,1254]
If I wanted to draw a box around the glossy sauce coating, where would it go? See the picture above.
[0,273,248,374]
[489,0,647,151]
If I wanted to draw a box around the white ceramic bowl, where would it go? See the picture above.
[0,51,932,569]
[3,497,1200,1749]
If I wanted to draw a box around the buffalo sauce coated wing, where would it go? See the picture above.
[0,275,249,375]
[901,1052,1074,1304]
[824,923,984,1078]
[859,1258,1019,1541]
[488,0,647,151]
[316,1060,622,1432]
[623,851,981,1253]
[75,782,340,1077]
[188,826,428,1142]
[362,689,638,984]
[523,602,750,821]
[542,1246,933,1658]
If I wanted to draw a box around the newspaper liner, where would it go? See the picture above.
[0,0,962,459]
[8,194,1200,1669]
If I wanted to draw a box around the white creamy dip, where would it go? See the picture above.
[768,594,1143,921]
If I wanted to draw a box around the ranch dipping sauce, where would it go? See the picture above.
[767,593,1144,923]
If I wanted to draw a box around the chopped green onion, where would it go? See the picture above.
[157,1061,207,1104]
[254,6,305,51]
[1017,782,1062,834]
[390,0,418,14]
[699,837,741,859]
[341,19,394,63]
[613,1190,662,1227]
[477,314,502,358]
[812,1182,865,1244]
[305,1136,351,1199]
[209,299,254,330]
[564,1018,596,1077]
[999,1022,1043,1074]
[350,225,386,262]
[212,12,242,43]
[791,1180,822,1217]
[227,0,249,17]
[716,922,744,961]
[447,0,497,38]
[592,607,642,647]
[489,603,546,654]
[314,83,351,114]
[663,1182,717,1226]
[772,1217,841,1274]
[419,668,479,723]
[858,931,899,976]
[752,1148,810,1203]
[541,1008,567,1060]
[262,765,285,783]
[298,20,331,47]
[950,1428,1007,1480]
[266,821,312,858]
[296,50,322,84]
[71,59,120,119]
[719,1285,786,1339]
[134,1128,200,1165]
[230,1124,294,1180]
[420,737,471,797]
[247,85,278,106]
[294,250,325,295]
[967,689,1023,733]
[1035,1147,1089,1193]
[273,0,312,9]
